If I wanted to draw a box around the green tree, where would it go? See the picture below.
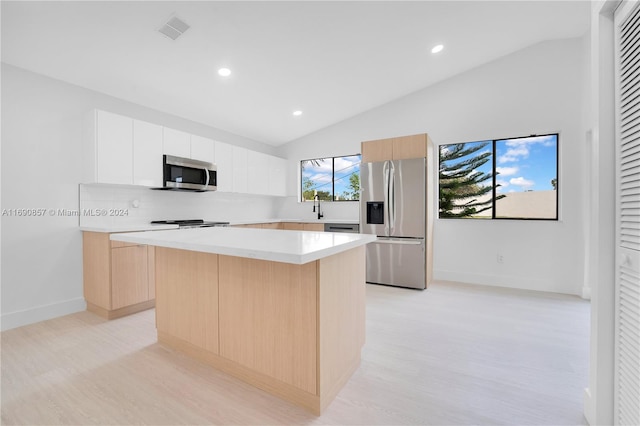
[439,142,505,218]
[551,178,557,190]
[339,172,360,200]
[302,176,315,201]
[301,176,331,201]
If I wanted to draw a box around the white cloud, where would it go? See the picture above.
[509,176,535,188]
[496,166,518,176]
[334,157,359,173]
[498,146,529,163]
[311,172,332,181]
[498,135,556,164]
[495,179,509,193]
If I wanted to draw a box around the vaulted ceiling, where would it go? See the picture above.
[2,1,590,146]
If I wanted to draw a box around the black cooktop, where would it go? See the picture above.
[151,219,230,227]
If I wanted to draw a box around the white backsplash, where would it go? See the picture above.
[277,197,359,222]
[79,184,283,227]
[80,184,360,228]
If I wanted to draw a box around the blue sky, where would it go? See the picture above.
[301,155,361,199]
[494,134,558,193]
[442,134,558,193]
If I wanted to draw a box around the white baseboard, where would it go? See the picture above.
[1,297,86,331]
[583,387,594,426]
[433,269,581,296]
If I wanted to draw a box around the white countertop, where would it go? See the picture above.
[80,224,179,233]
[81,218,359,233]
[227,218,359,225]
[110,227,375,265]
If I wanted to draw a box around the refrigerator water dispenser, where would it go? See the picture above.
[366,202,384,224]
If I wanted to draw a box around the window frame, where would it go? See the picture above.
[439,133,559,221]
[300,154,362,202]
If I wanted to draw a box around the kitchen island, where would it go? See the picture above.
[110,227,376,414]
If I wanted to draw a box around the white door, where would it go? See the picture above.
[268,156,288,196]
[614,2,640,424]
[190,134,215,164]
[247,151,269,195]
[96,110,133,184]
[133,119,163,187]
[162,127,190,158]
[214,141,233,192]
[232,146,248,193]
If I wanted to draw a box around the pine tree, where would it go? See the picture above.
[439,142,504,218]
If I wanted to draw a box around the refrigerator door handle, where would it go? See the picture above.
[374,238,423,245]
[389,161,396,235]
[383,160,390,236]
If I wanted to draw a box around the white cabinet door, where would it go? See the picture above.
[190,135,215,164]
[133,119,163,187]
[268,156,288,196]
[247,151,269,195]
[96,110,133,184]
[163,127,190,158]
[214,141,233,192]
[232,146,248,193]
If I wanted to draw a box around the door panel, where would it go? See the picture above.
[392,158,426,238]
[111,245,149,309]
[360,161,388,236]
[615,3,640,424]
[366,238,425,289]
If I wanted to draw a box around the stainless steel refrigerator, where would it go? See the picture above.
[360,158,427,289]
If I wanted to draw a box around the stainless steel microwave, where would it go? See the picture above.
[160,155,217,192]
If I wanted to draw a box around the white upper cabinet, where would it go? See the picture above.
[214,141,233,192]
[247,151,269,195]
[190,134,215,164]
[85,109,289,195]
[162,127,190,158]
[268,156,288,197]
[232,147,248,193]
[133,119,163,187]
[86,110,133,185]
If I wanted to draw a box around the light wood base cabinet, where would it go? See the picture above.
[82,231,155,319]
[154,245,366,415]
[234,222,324,231]
[282,222,324,231]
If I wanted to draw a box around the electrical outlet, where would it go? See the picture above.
[497,253,504,264]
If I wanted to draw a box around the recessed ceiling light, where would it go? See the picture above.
[431,44,444,54]
[218,68,231,77]
[293,110,303,117]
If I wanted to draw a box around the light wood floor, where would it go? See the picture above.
[1,281,590,425]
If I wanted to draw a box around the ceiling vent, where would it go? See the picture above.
[158,15,190,40]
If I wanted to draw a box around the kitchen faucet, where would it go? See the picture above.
[313,194,324,220]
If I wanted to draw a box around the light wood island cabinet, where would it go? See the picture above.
[153,245,365,415]
[82,232,155,319]
[110,227,375,415]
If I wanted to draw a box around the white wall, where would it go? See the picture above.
[0,64,277,330]
[278,37,589,296]
[584,1,617,425]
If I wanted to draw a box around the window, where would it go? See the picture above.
[301,154,361,201]
[439,134,558,220]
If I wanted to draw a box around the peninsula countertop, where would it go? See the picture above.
[110,227,376,265]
